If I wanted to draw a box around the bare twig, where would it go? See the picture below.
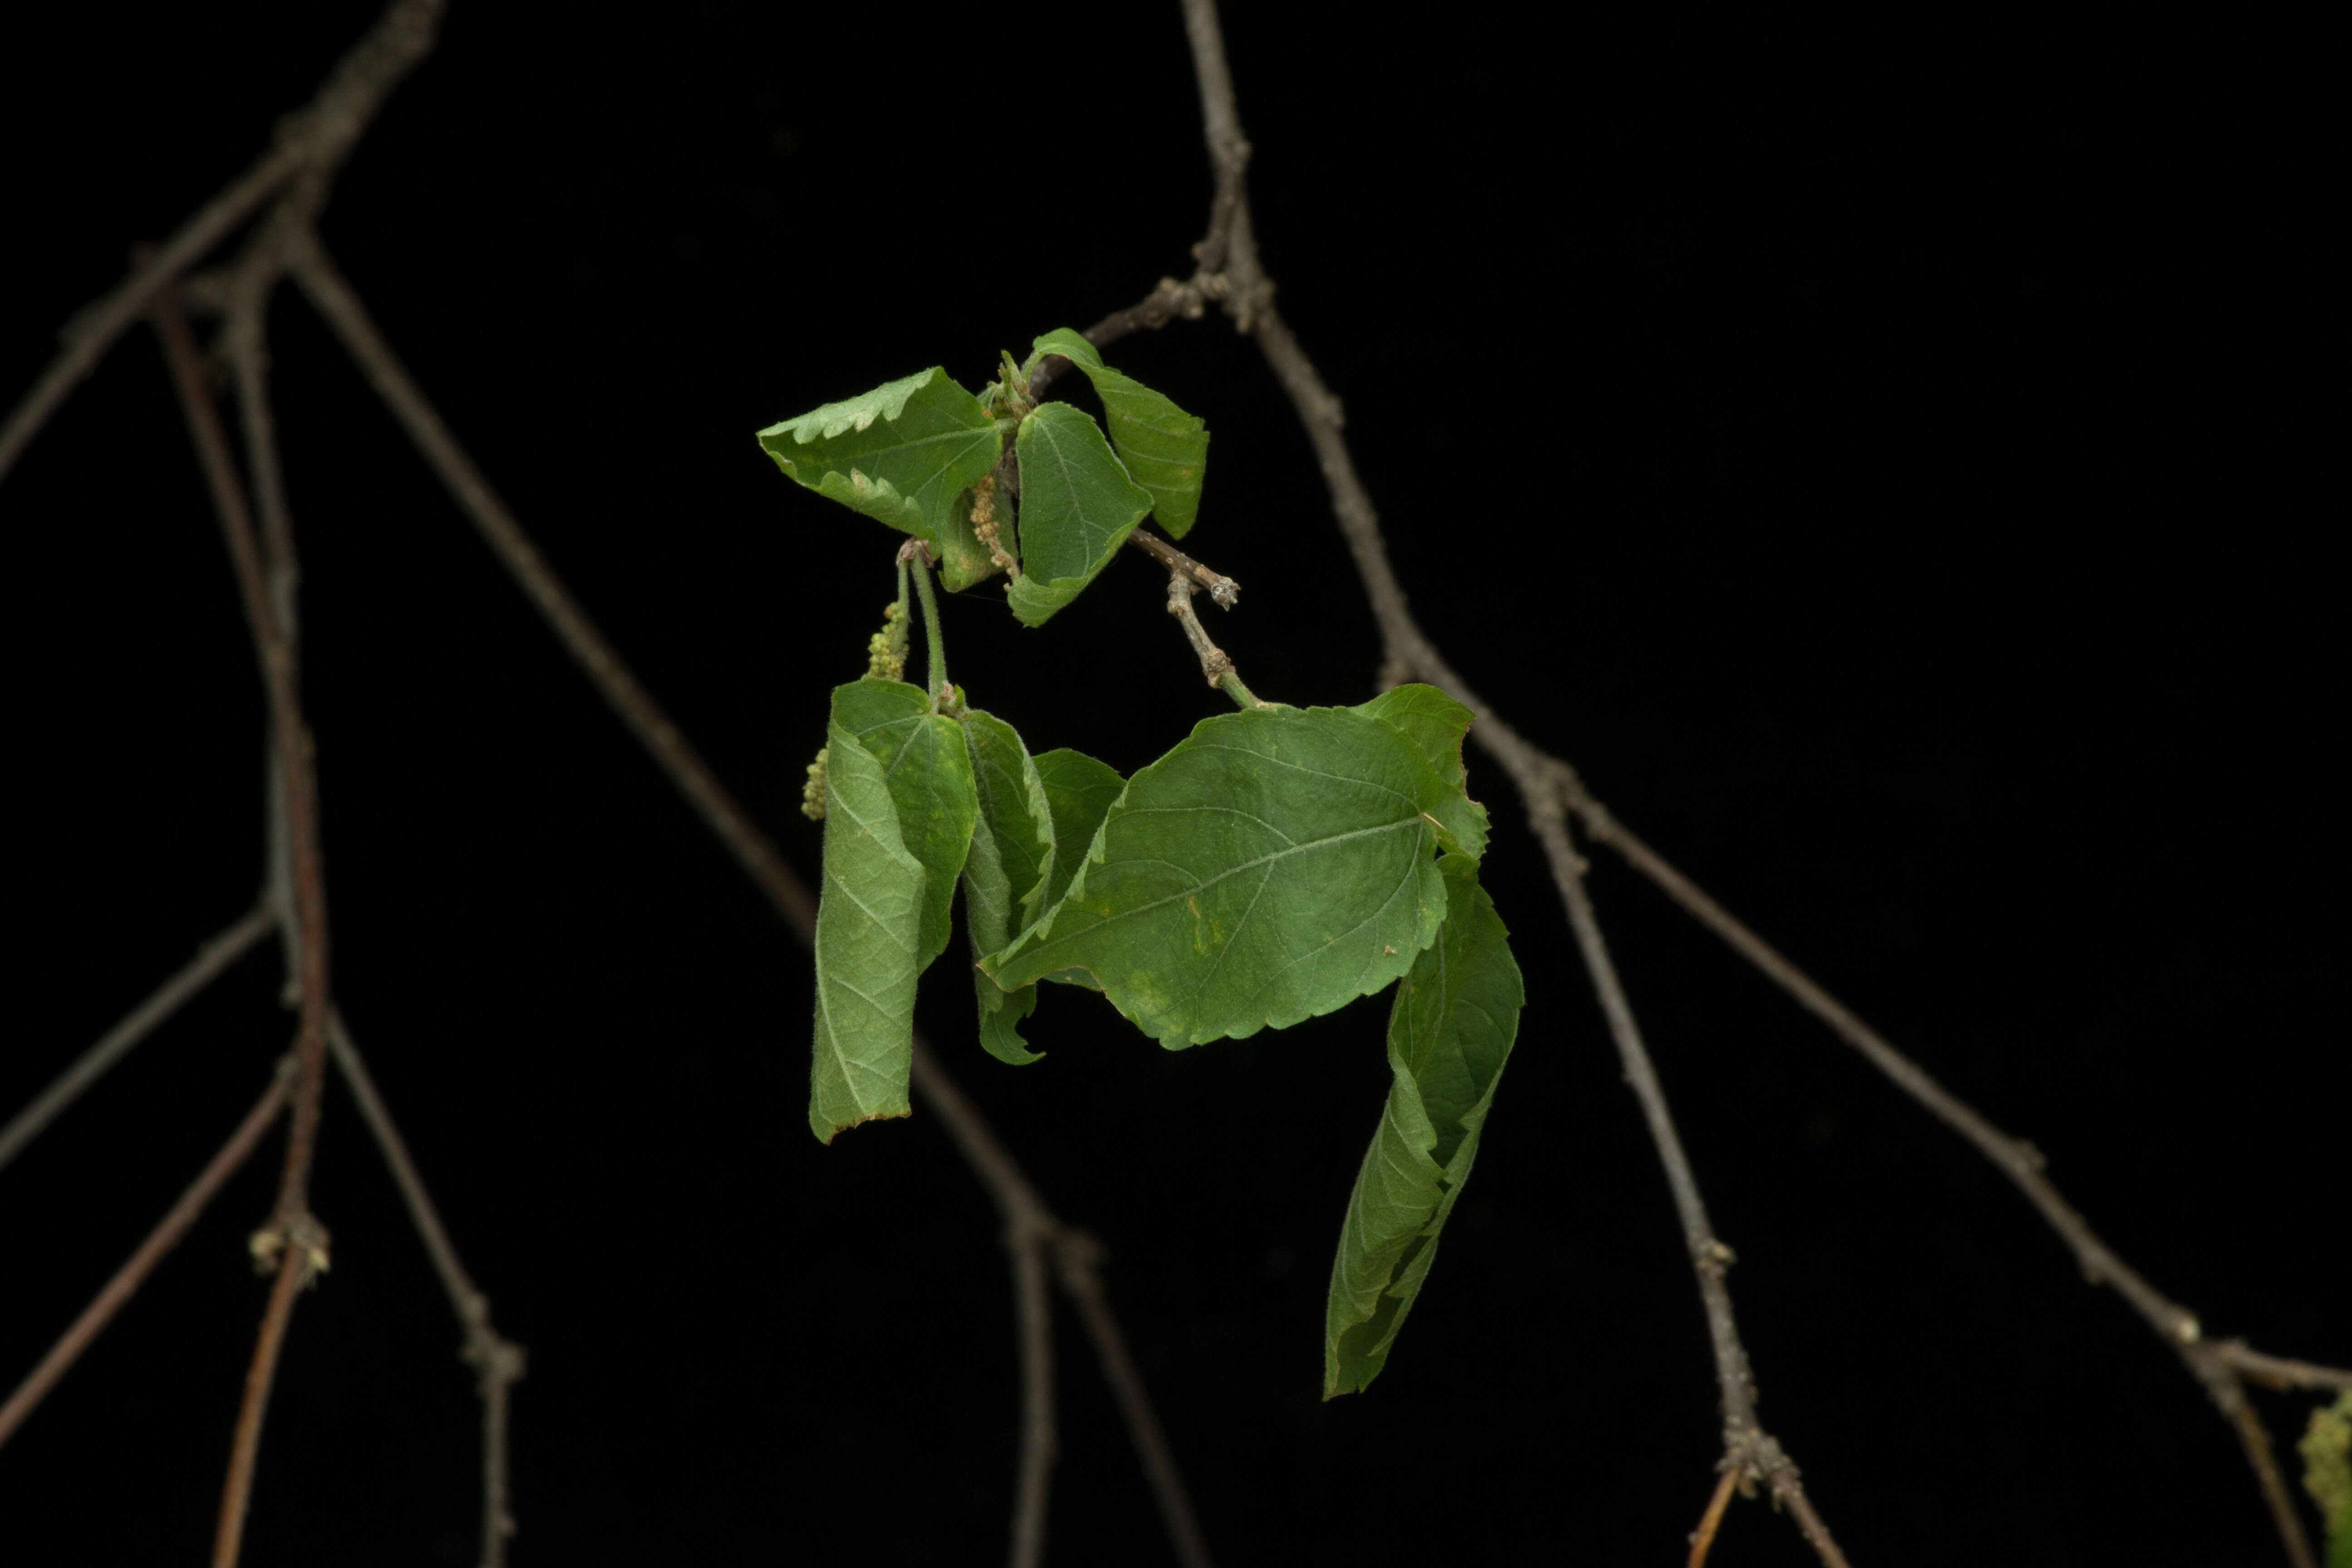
[1534,786,1850,1564]
[0,902,274,1174]
[1563,784,2342,1568]
[2219,1345,2352,1394]
[0,0,446,486]
[328,1013,524,1568]
[916,1039,1216,1568]
[1138,4,2348,1560]
[151,289,332,1228]
[1687,1467,1739,1568]
[1164,573,1261,710]
[212,1223,317,1568]
[151,280,338,1568]
[223,250,303,645]
[1029,277,1213,400]
[288,234,1211,1566]
[0,1062,291,1450]
[1152,0,1847,1557]
[1126,528,1239,608]
[1009,1222,1057,1568]
[1051,1228,1216,1568]
[285,235,818,940]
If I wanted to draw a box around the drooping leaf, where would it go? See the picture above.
[960,709,1056,1064]
[830,679,978,970]
[1025,747,1126,992]
[757,369,1004,548]
[1005,403,1154,627]
[935,486,990,591]
[1354,684,1490,861]
[987,705,1454,1045]
[1028,328,1210,539]
[1325,854,1523,1396]
[1031,747,1125,910]
[808,721,923,1143]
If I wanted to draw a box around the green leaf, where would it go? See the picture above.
[987,705,1453,1045]
[1354,684,1490,861]
[1026,747,1126,992]
[1029,328,1210,539]
[960,710,1056,1064]
[809,721,923,1143]
[830,679,979,970]
[1005,403,1154,627]
[757,369,1003,548]
[1031,747,1125,910]
[1325,854,1523,1396]
[934,486,989,590]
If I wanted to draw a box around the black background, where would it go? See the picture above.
[3,5,2342,1565]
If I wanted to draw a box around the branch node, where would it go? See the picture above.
[1127,528,1239,607]
[1165,573,1242,693]
[248,1210,332,1285]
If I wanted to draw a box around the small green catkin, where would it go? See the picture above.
[800,747,829,821]
[866,601,908,681]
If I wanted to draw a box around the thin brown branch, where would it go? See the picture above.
[1161,2,1846,1558]
[1050,1230,1215,1568]
[916,1039,1216,1568]
[0,0,446,487]
[1164,572,1260,709]
[1687,1467,1739,1568]
[1151,6,2345,1562]
[1029,277,1212,400]
[1126,527,1239,608]
[152,285,333,1227]
[2218,1391,2320,1568]
[1009,1224,1057,1568]
[1533,786,1849,1563]
[285,236,818,939]
[224,250,303,645]
[1176,0,1251,281]
[289,236,1210,1564]
[0,1061,291,1450]
[2219,1344,2352,1394]
[1564,784,2339,1568]
[0,902,274,1174]
[328,1013,524,1568]
[212,1220,318,1568]
[152,279,338,1568]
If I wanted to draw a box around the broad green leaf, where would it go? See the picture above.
[1354,684,1490,861]
[1325,854,1523,1396]
[830,679,978,970]
[1031,747,1124,910]
[960,710,1055,1064]
[809,722,923,1143]
[1029,328,1210,539]
[1027,747,1125,993]
[757,369,1003,547]
[1005,403,1154,627]
[987,706,1453,1045]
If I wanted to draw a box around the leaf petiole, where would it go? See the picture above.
[907,545,950,711]
[1216,669,1263,710]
